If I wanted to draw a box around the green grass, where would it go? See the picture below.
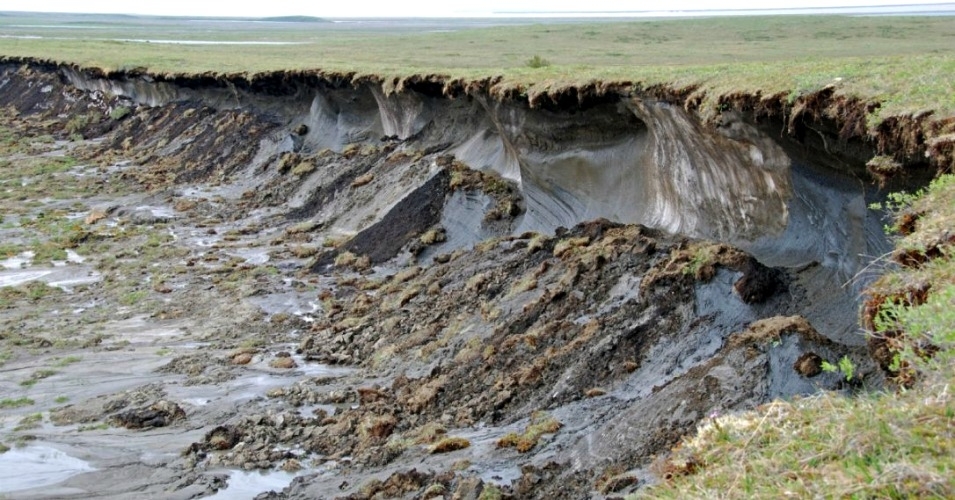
[0,397,35,409]
[0,14,953,120]
[0,349,12,366]
[54,355,82,367]
[13,413,43,431]
[19,369,58,386]
[119,290,148,306]
[0,281,62,304]
[637,174,955,499]
[635,390,955,499]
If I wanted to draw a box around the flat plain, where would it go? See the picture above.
[1,12,954,119]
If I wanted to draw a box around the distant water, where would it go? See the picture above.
[486,3,955,17]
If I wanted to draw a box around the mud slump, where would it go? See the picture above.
[0,61,910,499]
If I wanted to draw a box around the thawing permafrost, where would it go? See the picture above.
[510,100,792,242]
[62,68,883,286]
[62,71,792,245]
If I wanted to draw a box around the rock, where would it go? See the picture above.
[111,400,186,429]
[357,386,389,404]
[733,258,783,304]
[351,173,374,188]
[270,356,297,369]
[85,205,116,225]
[173,199,198,212]
[451,476,484,500]
[232,352,253,365]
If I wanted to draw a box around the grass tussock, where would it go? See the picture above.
[497,412,562,453]
[429,436,471,454]
[638,175,955,499]
[419,228,446,246]
[552,236,590,258]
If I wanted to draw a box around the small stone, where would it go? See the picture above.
[452,476,484,500]
[270,357,297,369]
[233,353,253,365]
[111,400,185,429]
[173,199,198,212]
[85,205,116,225]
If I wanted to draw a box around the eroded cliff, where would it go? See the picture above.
[0,59,948,499]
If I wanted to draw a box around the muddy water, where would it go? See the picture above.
[206,470,301,499]
[0,263,101,289]
[0,445,95,495]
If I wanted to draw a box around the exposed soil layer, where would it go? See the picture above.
[0,59,947,499]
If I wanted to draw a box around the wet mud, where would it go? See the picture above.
[0,61,929,498]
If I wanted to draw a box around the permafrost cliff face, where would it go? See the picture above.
[63,65,886,283]
[0,60,918,498]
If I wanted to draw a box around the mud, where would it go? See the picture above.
[0,60,941,498]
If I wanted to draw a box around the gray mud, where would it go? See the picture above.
[0,62,898,499]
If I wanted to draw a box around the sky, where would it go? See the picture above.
[1,0,953,18]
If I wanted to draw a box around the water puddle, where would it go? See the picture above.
[0,268,49,287]
[136,205,177,219]
[207,470,299,499]
[229,247,271,265]
[218,363,355,405]
[52,250,87,267]
[0,445,95,494]
[1,251,34,269]
[113,39,304,46]
[248,291,321,318]
[0,35,303,46]
[297,403,338,418]
[106,316,185,344]
[293,357,356,378]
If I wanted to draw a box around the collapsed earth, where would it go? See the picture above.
[0,12,954,500]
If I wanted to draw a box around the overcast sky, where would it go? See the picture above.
[1,0,953,17]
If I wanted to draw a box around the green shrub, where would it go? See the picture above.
[525,55,551,68]
[110,106,132,121]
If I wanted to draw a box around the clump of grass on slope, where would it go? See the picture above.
[635,175,955,499]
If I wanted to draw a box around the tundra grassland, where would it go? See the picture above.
[0,13,954,120]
